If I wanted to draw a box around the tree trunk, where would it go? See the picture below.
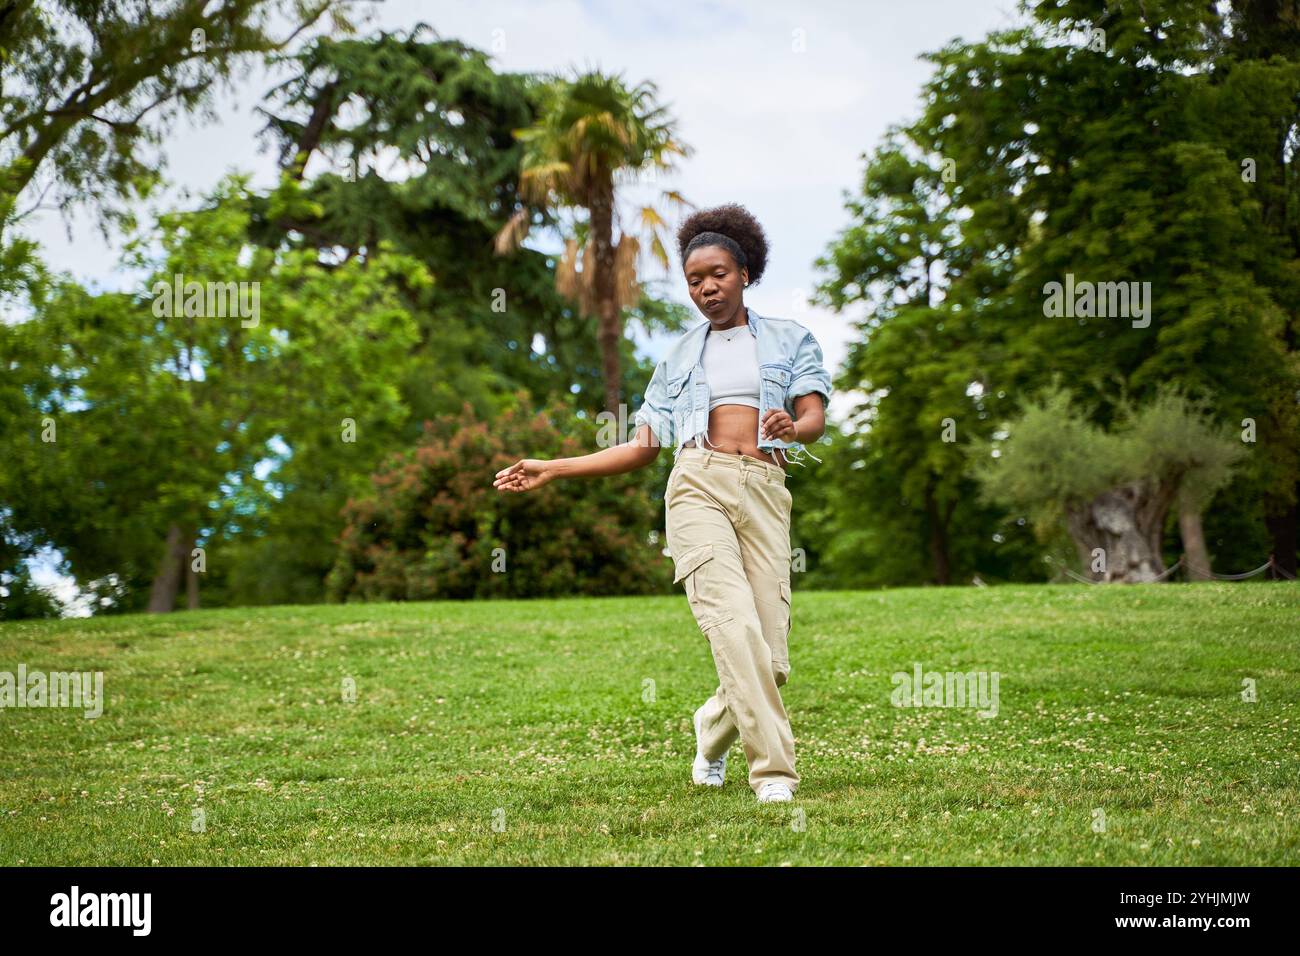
[186,544,200,610]
[1178,493,1213,581]
[923,482,952,585]
[1065,480,1176,582]
[147,523,187,612]
[589,177,622,416]
[1265,483,1297,580]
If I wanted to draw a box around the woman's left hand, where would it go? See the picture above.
[761,409,797,442]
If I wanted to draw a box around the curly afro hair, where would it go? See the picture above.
[676,203,769,288]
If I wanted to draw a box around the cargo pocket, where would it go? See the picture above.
[672,543,733,634]
[773,578,792,685]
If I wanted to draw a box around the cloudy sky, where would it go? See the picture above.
[21,0,1027,609]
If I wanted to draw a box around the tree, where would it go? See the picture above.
[1207,2,1300,578]
[0,174,425,611]
[0,0,356,236]
[811,138,1012,584]
[822,0,1298,582]
[968,380,1246,582]
[492,68,692,415]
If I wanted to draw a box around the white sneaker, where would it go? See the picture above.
[692,706,726,787]
[757,781,794,803]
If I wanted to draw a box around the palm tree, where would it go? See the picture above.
[494,68,692,416]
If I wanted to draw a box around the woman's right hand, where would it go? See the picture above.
[493,458,556,493]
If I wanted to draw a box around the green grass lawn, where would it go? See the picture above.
[1,583,1296,866]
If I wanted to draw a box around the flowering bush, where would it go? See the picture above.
[327,394,674,601]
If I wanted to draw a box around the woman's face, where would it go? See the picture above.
[684,246,748,325]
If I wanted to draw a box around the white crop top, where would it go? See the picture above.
[702,325,760,411]
[688,324,785,460]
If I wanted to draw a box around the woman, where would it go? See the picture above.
[493,203,832,804]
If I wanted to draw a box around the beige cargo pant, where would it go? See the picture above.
[665,446,798,795]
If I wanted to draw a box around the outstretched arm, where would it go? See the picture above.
[552,424,663,478]
[493,424,663,492]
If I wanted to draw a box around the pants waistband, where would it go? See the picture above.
[675,446,787,483]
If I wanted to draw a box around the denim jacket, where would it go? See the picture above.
[633,307,833,467]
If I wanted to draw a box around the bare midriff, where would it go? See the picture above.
[682,403,787,471]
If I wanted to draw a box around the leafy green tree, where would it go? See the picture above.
[811,138,1025,584]
[0,4,368,612]
[915,0,1298,574]
[0,0,357,236]
[818,0,1297,583]
[0,174,425,611]
[1202,4,1300,577]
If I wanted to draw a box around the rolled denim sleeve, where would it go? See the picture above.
[633,358,675,448]
[789,329,832,412]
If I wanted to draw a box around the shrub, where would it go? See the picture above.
[327,393,674,601]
